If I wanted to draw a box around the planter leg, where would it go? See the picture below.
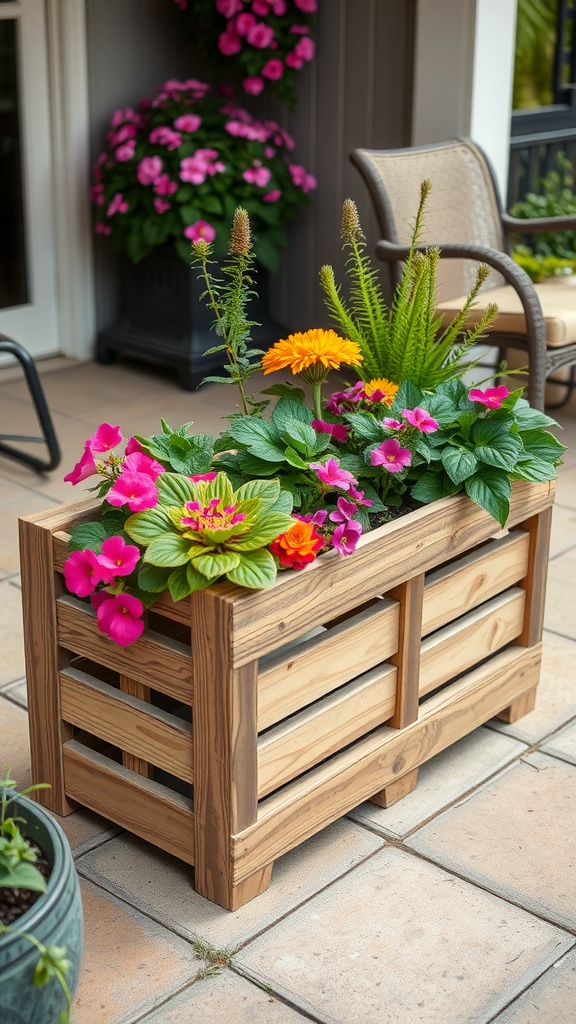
[369,768,419,808]
[228,863,274,911]
[495,685,538,724]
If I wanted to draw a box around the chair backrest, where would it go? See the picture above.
[350,138,508,301]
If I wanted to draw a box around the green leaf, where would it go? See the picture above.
[271,396,314,433]
[101,507,132,536]
[518,428,567,464]
[512,399,559,431]
[137,563,171,593]
[475,435,523,471]
[156,473,196,506]
[124,507,174,544]
[234,478,280,507]
[0,861,47,892]
[243,438,288,462]
[284,446,310,469]
[441,446,479,485]
[228,416,278,447]
[67,521,107,552]
[513,456,558,482]
[465,468,511,527]
[192,550,241,578]
[144,534,191,567]
[229,513,294,550]
[344,412,383,442]
[410,471,461,503]
[227,548,278,589]
[281,420,317,456]
[167,565,192,602]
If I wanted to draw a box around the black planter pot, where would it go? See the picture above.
[96,245,284,390]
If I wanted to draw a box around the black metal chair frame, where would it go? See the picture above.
[0,336,61,473]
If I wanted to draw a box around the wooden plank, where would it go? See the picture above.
[191,588,260,908]
[119,674,153,777]
[419,589,526,697]
[63,740,194,865]
[422,531,530,636]
[224,480,555,667]
[516,507,553,647]
[370,767,419,808]
[496,685,538,723]
[388,576,423,729]
[18,516,76,815]
[230,644,542,883]
[257,599,399,730]
[60,668,193,783]
[56,595,193,704]
[257,665,397,798]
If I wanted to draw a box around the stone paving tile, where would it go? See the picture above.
[553,464,576,508]
[76,818,385,949]
[233,847,573,1024]
[73,877,200,1024]
[0,491,51,576]
[138,970,311,1023]
[0,580,25,686]
[348,725,527,839]
[49,806,122,859]
[0,694,31,786]
[487,631,576,744]
[0,677,27,708]
[548,501,576,557]
[491,948,576,1024]
[407,751,576,931]
[540,718,576,767]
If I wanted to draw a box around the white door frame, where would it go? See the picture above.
[46,0,95,360]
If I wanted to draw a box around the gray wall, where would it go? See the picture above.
[86,0,415,335]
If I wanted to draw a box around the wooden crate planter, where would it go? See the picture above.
[19,479,554,910]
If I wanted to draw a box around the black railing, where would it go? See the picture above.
[507,127,576,208]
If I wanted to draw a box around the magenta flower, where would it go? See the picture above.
[216,0,242,17]
[243,164,272,187]
[295,37,315,61]
[311,419,350,442]
[243,76,265,95]
[262,59,284,80]
[329,496,358,523]
[63,549,106,597]
[63,443,97,485]
[189,472,218,482]
[370,439,412,473]
[153,174,178,196]
[294,509,328,527]
[125,436,143,456]
[218,28,242,55]
[93,592,145,647]
[173,113,201,133]
[381,417,405,430]
[96,536,141,580]
[236,12,256,34]
[286,52,304,69]
[247,23,274,48]
[289,164,317,192]
[153,198,171,214]
[348,484,373,507]
[309,458,357,492]
[122,451,165,481]
[263,189,281,203]
[115,140,136,162]
[325,381,365,415]
[107,472,158,511]
[468,385,510,409]
[184,220,216,244]
[294,0,317,10]
[402,407,439,433]
[137,155,162,185]
[95,222,111,236]
[331,520,362,556]
[89,422,122,453]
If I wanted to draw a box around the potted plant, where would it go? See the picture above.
[93,77,316,388]
[0,776,83,1024]
[20,193,564,910]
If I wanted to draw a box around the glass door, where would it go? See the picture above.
[0,0,59,358]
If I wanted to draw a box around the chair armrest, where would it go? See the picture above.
[375,239,536,297]
[502,211,576,235]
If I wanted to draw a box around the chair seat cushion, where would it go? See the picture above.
[436,277,576,348]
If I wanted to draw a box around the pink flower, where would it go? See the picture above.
[184,220,216,244]
[331,520,363,556]
[125,436,143,455]
[311,419,350,442]
[382,418,405,430]
[93,592,145,647]
[149,126,182,150]
[63,443,97,485]
[90,423,122,452]
[153,198,171,214]
[348,485,373,507]
[243,76,265,95]
[370,439,412,473]
[107,472,158,512]
[122,451,165,480]
[243,164,272,186]
[91,184,104,206]
[137,155,163,185]
[96,536,141,580]
[216,0,242,15]
[294,0,317,10]
[115,140,136,162]
[63,549,106,597]
[189,472,217,482]
[95,223,111,236]
[329,497,358,523]
[286,52,304,69]
[269,0,287,13]
[247,22,274,48]
[219,28,242,55]
[295,36,315,61]
[107,193,128,217]
[402,407,439,433]
[326,382,365,415]
[263,189,281,203]
[309,458,357,491]
[179,156,207,185]
[252,0,273,13]
[153,174,178,196]
[173,113,201,133]
[289,164,317,192]
[262,59,284,80]
[468,385,510,409]
[236,12,256,34]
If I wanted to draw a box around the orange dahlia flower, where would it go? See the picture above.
[270,520,324,571]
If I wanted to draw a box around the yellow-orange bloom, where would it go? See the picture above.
[261,329,363,378]
[269,520,323,571]
[364,377,399,406]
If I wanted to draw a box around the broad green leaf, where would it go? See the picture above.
[137,563,171,593]
[0,862,47,892]
[167,565,191,601]
[410,471,461,503]
[228,416,278,447]
[465,468,511,527]
[441,446,478,484]
[236,454,284,476]
[125,507,174,544]
[271,489,294,514]
[284,446,310,469]
[229,512,294,550]
[262,383,306,403]
[475,435,523,471]
[234,478,280,507]
[271,396,313,432]
[281,420,317,456]
[156,473,196,506]
[518,428,567,463]
[67,521,107,552]
[227,548,278,589]
[192,550,241,578]
[101,507,132,536]
[513,456,557,482]
[144,534,191,567]
[186,563,214,590]
[244,438,288,462]
[344,412,383,442]
[512,400,559,430]
[202,472,234,507]
[423,393,460,424]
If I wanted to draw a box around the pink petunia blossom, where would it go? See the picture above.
[294,509,328,527]
[348,485,373,507]
[63,549,106,597]
[91,184,105,206]
[184,220,216,244]
[153,174,178,196]
[236,12,256,34]
[107,472,158,512]
[89,423,122,452]
[63,442,98,485]
[125,436,143,456]
[269,0,287,13]
[247,22,274,48]
[370,439,412,473]
[94,592,145,647]
[381,418,405,430]
[402,407,439,433]
[216,0,242,15]
[243,164,272,186]
[96,536,141,580]
[331,520,363,556]
[294,0,317,10]
[107,193,128,217]
[122,451,165,480]
[311,419,350,442]
[243,76,265,95]
[263,189,281,203]
[153,198,171,214]
[219,28,242,55]
[468,385,510,409]
[137,155,163,185]
[115,140,136,162]
[325,381,365,415]
[286,52,304,69]
[289,164,317,192]
[173,113,201,133]
[329,497,358,523]
[110,106,138,129]
[295,36,315,61]
[262,59,284,80]
[309,458,357,492]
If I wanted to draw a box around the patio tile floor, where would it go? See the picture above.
[1,356,575,1024]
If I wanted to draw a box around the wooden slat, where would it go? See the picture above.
[422,531,530,636]
[388,576,423,729]
[516,507,553,647]
[224,480,555,667]
[60,668,193,783]
[230,644,542,884]
[63,740,195,864]
[119,674,153,777]
[419,589,526,697]
[257,664,397,798]
[257,598,399,730]
[56,595,193,704]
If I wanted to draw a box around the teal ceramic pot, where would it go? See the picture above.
[0,793,83,1024]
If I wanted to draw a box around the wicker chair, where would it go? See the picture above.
[351,137,576,411]
[0,336,60,472]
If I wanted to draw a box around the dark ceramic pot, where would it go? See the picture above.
[0,793,83,1024]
